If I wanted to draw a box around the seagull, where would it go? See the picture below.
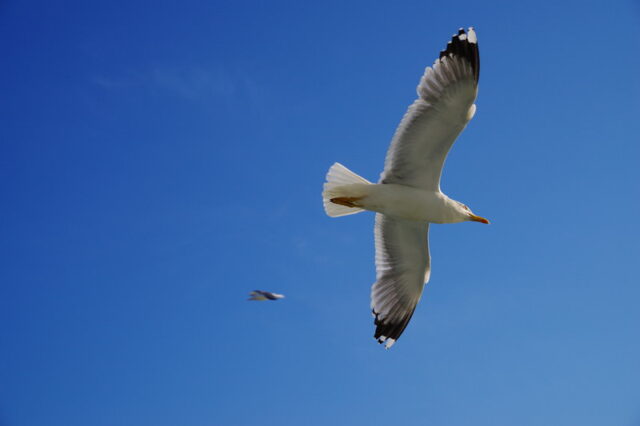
[322,27,488,349]
[248,290,285,301]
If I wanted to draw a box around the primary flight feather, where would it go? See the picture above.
[322,27,489,349]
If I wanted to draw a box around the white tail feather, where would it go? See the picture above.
[322,163,371,217]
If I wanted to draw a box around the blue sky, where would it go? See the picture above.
[1,1,639,425]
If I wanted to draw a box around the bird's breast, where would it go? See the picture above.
[361,184,449,223]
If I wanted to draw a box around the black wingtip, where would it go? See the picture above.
[437,27,480,83]
[372,307,417,348]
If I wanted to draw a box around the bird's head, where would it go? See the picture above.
[456,202,490,224]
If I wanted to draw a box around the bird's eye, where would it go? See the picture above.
[462,204,470,211]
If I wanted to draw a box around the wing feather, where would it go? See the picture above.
[380,27,480,191]
[371,214,431,348]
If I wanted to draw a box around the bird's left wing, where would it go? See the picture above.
[380,28,480,191]
[371,214,430,348]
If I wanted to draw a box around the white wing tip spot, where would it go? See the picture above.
[377,335,397,349]
[466,104,477,121]
[467,27,477,44]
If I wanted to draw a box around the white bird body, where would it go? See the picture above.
[326,182,469,224]
[322,27,489,349]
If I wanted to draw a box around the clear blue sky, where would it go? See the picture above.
[1,1,639,425]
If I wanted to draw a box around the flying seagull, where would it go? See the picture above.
[322,27,488,349]
[248,290,285,301]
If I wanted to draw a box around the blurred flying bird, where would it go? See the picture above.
[248,290,285,301]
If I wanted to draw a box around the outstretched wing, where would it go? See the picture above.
[371,214,431,348]
[380,27,480,191]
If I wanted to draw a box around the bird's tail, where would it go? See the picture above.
[322,162,372,217]
[248,291,268,301]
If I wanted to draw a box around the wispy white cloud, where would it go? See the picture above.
[150,66,235,100]
[92,64,237,100]
[92,74,132,89]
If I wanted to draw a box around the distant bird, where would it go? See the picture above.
[248,290,285,301]
[322,28,488,349]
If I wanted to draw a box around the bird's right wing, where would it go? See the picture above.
[380,28,480,191]
[371,214,431,348]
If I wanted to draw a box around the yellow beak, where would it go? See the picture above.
[469,214,490,224]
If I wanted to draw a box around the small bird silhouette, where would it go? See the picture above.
[247,290,285,301]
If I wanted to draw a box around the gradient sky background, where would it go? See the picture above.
[1,1,640,425]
